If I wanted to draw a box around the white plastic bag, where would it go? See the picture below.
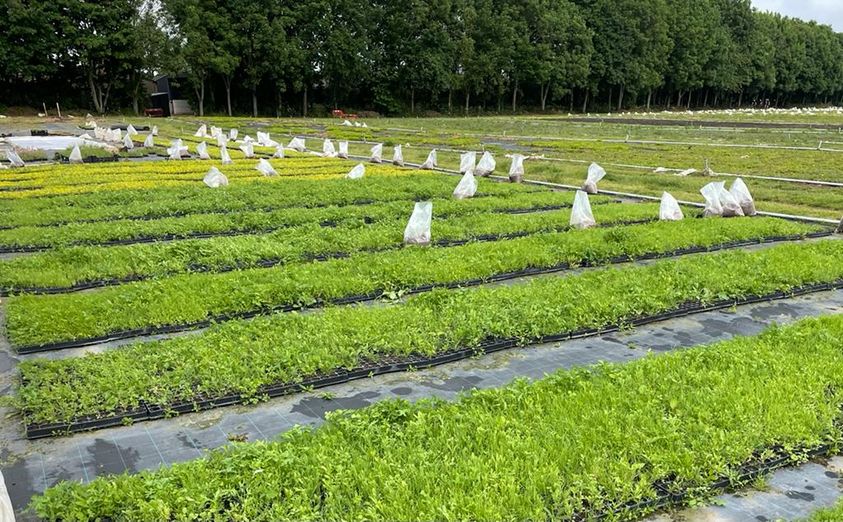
[196,141,210,160]
[123,133,134,150]
[508,154,525,183]
[256,131,270,146]
[273,145,285,159]
[342,119,353,126]
[167,139,183,160]
[151,125,158,136]
[6,150,24,167]
[210,126,221,138]
[475,151,496,176]
[459,151,476,173]
[219,144,232,165]
[239,141,255,158]
[69,145,83,164]
[729,177,756,216]
[287,137,306,152]
[217,134,227,147]
[203,166,228,188]
[717,182,744,217]
[256,158,277,176]
[570,190,596,229]
[126,124,138,136]
[194,124,207,138]
[370,143,383,163]
[659,192,684,221]
[229,128,238,141]
[392,145,404,166]
[79,133,93,140]
[582,163,606,194]
[361,122,367,128]
[346,163,365,179]
[421,149,437,169]
[354,121,361,127]
[322,139,337,157]
[453,169,477,200]
[404,201,433,245]
[338,141,349,159]
[242,135,254,143]
[700,182,724,217]
[143,134,154,148]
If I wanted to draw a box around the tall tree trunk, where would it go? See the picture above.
[464,91,470,114]
[617,84,625,111]
[703,89,709,107]
[511,80,518,112]
[223,76,233,116]
[646,89,652,110]
[410,87,415,113]
[302,85,308,117]
[132,96,139,116]
[607,86,613,110]
[252,89,258,117]
[582,89,589,113]
[713,91,719,107]
[87,70,104,114]
[738,90,743,108]
[448,88,453,114]
[194,78,205,117]
[569,89,574,112]
[540,83,549,111]
[686,90,692,109]
[676,91,684,108]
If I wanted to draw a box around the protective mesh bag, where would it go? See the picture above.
[404,201,433,245]
[229,129,238,141]
[273,145,285,159]
[421,149,437,169]
[256,131,270,146]
[717,181,744,217]
[123,134,134,150]
[346,163,365,179]
[700,181,724,217]
[219,144,232,165]
[475,151,496,176]
[143,134,154,148]
[570,190,596,229]
[256,158,277,176]
[216,134,227,147]
[343,119,353,126]
[194,124,207,138]
[239,141,255,158]
[453,169,477,199]
[508,154,525,183]
[6,150,24,167]
[392,145,404,166]
[69,145,83,164]
[338,141,349,159]
[459,151,476,173]
[151,125,158,136]
[210,126,221,138]
[287,137,306,152]
[581,163,606,194]
[370,143,383,163]
[126,124,138,136]
[729,177,757,216]
[659,191,684,221]
[196,141,210,160]
[203,167,228,188]
[323,139,337,157]
[167,139,183,160]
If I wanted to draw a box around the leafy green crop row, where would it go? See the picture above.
[7,217,822,349]
[0,173,540,228]
[0,198,643,290]
[26,312,843,522]
[0,190,599,250]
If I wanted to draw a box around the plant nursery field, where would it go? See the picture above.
[2,113,843,521]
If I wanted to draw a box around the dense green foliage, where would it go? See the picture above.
[28,314,843,520]
[3,0,843,114]
[6,215,819,348]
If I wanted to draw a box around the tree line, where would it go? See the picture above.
[3,0,843,116]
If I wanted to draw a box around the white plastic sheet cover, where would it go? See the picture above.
[342,119,353,126]
[216,133,227,147]
[459,151,476,173]
[392,145,404,166]
[203,166,229,188]
[338,141,349,159]
[346,163,365,179]
[729,177,757,216]
[404,201,433,245]
[243,135,254,143]
[167,139,183,160]
[126,124,138,136]
[370,143,383,163]
[210,125,221,138]
[123,133,134,150]
[421,149,437,169]
[508,154,525,183]
[6,150,24,167]
[256,131,270,146]
[219,144,232,165]
[143,134,154,148]
[94,127,105,140]
[287,137,306,152]
[659,191,684,221]
[69,145,83,164]
[196,141,210,160]
[273,145,285,158]
[570,190,596,229]
[475,151,496,176]
[717,181,744,217]
[453,169,477,200]
[322,139,337,157]
[239,141,255,158]
[581,162,606,194]
[194,124,207,138]
[151,125,158,136]
[256,158,277,176]
[354,121,361,127]
[229,128,238,141]
[700,181,725,217]
[361,122,368,128]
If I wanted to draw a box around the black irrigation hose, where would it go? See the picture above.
[0,217,655,296]
[22,276,843,438]
[14,230,833,355]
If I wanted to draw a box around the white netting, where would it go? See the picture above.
[729,177,757,216]
[126,124,138,136]
[322,139,337,157]
[123,134,134,150]
[404,201,433,245]
[459,151,476,173]
[220,144,232,165]
[338,141,349,159]
[453,169,477,200]
[143,134,154,147]
[475,151,496,176]
[370,143,383,163]
[239,141,255,158]
[151,125,158,136]
[421,149,437,169]
[217,134,227,147]
[508,154,525,183]
[69,145,83,164]
[570,190,596,229]
[342,119,353,126]
[5,150,24,167]
[229,129,238,141]
[203,166,228,188]
[581,163,606,194]
[196,141,210,160]
[287,137,306,152]
[273,145,285,158]
[256,158,277,176]
[659,192,684,221]
[717,181,744,217]
[194,124,207,138]
[392,145,404,166]
[347,163,365,179]
[167,139,183,160]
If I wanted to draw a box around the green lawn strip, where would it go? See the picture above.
[26,314,843,522]
[804,498,843,521]
[0,189,598,251]
[0,173,541,228]
[0,199,648,290]
[6,217,822,349]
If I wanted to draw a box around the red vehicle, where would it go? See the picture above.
[331,109,357,120]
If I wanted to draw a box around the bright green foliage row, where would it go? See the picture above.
[806,498,843,521]
[28,314,843,521]
[7,217,819,348]
[0,172,541,227]
[0,189,592,250]
[16,239,841,425]
[0,198,642,290]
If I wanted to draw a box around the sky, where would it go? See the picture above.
[752,0,843,31]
